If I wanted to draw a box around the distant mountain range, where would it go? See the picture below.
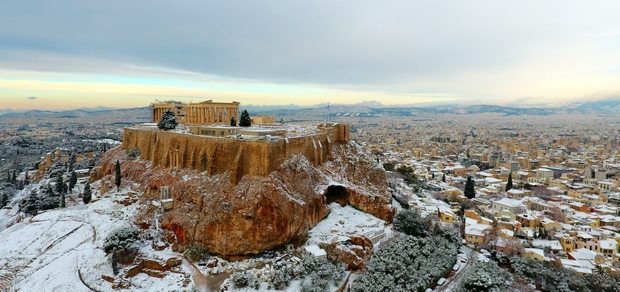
[1,98,619,119]
[249,98,620,117]
[0,107,151,119]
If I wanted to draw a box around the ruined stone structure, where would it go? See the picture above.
[152,100,240,125]
[122,123,350,183]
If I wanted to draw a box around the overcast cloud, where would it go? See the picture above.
[0,0,619,107]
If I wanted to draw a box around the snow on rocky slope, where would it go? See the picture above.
[0,186,191,291]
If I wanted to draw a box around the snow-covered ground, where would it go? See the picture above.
[0,191,189,291]
[305,203,387,247]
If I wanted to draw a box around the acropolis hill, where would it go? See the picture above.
[122,100,350,183]
[90,100,393,256]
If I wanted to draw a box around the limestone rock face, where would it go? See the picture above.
[321,235,374,271]
[93,143,394,257]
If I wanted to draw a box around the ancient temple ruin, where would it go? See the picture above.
[151,100,240,125]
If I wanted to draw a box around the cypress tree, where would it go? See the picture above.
[69,171,77,192]
[239,110,252,127]
[83,182,92,204]
[11,170,16,185]
[68,152,76,172]
[24,171,29,185]
[505,172,513,192]
[55,173,64,194]
[201,153,209,172]
[230,117,237,126]
[442,173,446,183]
[115,160,121,191]
[464,176,476,199]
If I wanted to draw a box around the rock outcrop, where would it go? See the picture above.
[92,143,393,257]
[320,235,374,271]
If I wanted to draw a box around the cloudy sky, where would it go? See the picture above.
[0,0,619,110]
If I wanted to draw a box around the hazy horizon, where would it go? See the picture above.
[1,1,620,110]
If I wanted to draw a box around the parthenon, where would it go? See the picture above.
[152,100,240,125]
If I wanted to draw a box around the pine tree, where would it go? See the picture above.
[83,182,92,204]
[464,176,476,199]
[230,117,237,126]
[115,160,121,191]
[55,173,64,194]
[505,172,513,192]
[239,110,252,127]
[157,109,178,130]
[69,171,77,192]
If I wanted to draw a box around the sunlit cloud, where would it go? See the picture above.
[0,1,619,109]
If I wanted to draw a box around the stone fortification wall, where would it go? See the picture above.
[122,124,349,183]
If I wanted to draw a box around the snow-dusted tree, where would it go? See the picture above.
[231,271,258,289]
[24,191,38,216]
[352,234,459,292]
[239,110,252,127]
[83,182,92,204]
[157,109,178,130]
[456,261,510,292]
[505,172,513,192]
[104,227,140,269]
[54,173,64,194]
[115,160,121,191]
[69,171,77,192]
[396,165,418,185]
[548,206,567,223]
[263,252,345,291]
[393,209,429,237]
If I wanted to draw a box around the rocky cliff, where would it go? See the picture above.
[92,143,393,257]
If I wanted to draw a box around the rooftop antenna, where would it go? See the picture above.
[327,102,330,125]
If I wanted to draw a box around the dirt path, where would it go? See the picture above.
[182,257,232,292]
[183,258,209,292]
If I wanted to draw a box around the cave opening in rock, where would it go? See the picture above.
[324,185,350,206]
